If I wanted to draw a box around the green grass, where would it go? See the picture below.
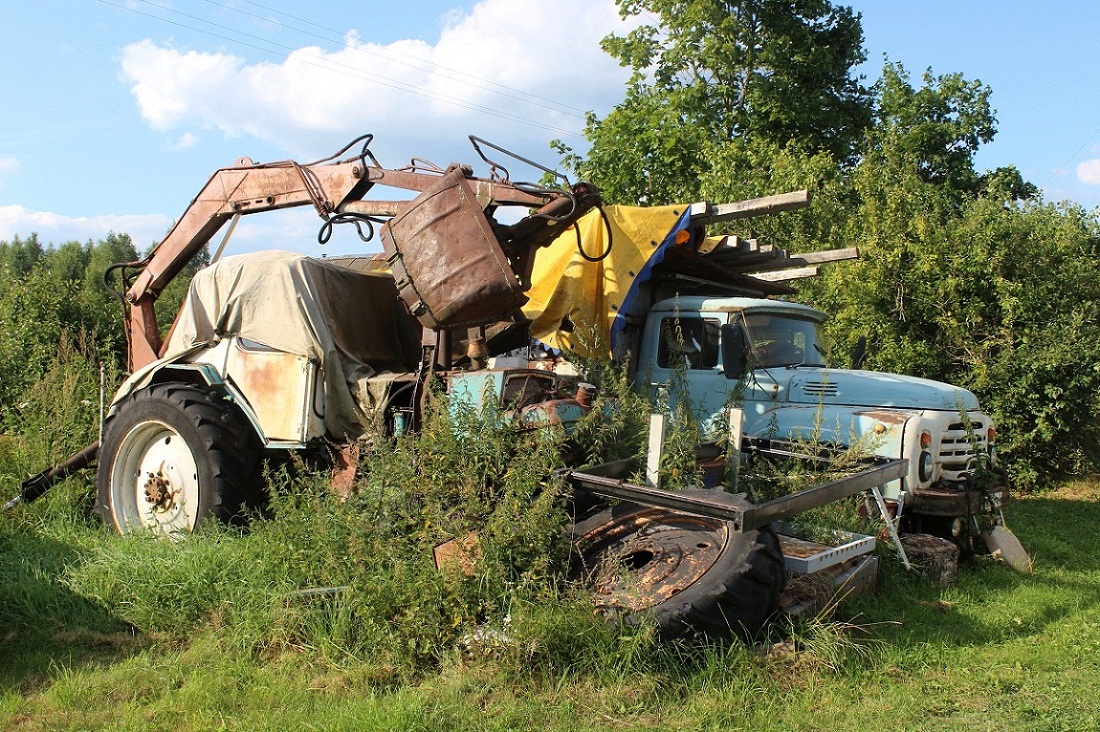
[3,474,1099,731]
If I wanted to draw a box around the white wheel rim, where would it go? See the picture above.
[110,420,200,535]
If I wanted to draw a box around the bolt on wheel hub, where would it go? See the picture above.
[143,471,174,510]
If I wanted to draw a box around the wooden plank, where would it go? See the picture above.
[799,246,859,264]
[744,247,859,272]
[748,266,820,282]
[688,190,811,225]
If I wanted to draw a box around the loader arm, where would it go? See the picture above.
[122,136,597,370]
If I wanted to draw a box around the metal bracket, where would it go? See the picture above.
[868,484,912,570]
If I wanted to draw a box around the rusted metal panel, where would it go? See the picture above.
[433,532,482,574]
[226,341,317,442]
[381,165,527,330]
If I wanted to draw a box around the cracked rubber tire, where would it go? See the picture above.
[97,383,261,535]
[571,491,785,642]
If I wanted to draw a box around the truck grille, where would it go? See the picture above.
[937,418,989,478]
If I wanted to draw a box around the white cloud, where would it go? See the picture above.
[118,0,636,167]
[168,132,198,151]
[0,205,171,249]
[0,156,17,175]
[1076,158,1100,185]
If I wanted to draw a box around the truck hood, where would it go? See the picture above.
[781,368,980,412]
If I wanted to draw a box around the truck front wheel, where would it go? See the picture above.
[571,494,785,642]
[96,383,261,535]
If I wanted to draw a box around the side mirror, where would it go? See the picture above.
[850,335,867,370]
[720,324,746,380]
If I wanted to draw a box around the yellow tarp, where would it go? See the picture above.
[523,204,688,357]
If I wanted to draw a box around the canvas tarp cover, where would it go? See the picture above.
[523,204,688,357]
[164,250,422,439]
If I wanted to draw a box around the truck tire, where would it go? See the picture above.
[571,493,785,642]
[96,383,261,535]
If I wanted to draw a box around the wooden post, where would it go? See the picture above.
[727,408,744,491]
[645,414,667,489]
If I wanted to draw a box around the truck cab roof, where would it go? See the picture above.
[648,296,826,322]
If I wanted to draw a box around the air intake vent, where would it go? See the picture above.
[802,381,838,397]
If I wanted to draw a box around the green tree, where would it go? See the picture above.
[942,200,1100,485]
[805,62,1007,375]
[862,62,1000,200]
[0,232,140,416]
[0,233,45,277]
[802,62,1096,486]
[579,0,871,204]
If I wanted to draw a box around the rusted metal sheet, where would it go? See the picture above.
[381,165,527,330]
[226,341,317,442]
[330,442,359,500]
[433,532,482,574]
[580,509,728,611]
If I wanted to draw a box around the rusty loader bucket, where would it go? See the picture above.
[380,165,527,330]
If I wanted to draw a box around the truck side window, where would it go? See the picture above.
[657,317,720,369]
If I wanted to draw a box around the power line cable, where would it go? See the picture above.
[1042,121,1100,189]
[220,0,590,119]
[97,0,587,139]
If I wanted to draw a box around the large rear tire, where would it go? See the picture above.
[96,383,261,536]
[571,492,785,642]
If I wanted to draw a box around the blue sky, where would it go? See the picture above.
[1,1,1098,257]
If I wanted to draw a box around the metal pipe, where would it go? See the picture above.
[4,441,99,511]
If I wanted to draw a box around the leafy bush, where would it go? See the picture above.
[0,233,136,416]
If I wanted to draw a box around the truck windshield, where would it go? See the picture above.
[741,312,828,368]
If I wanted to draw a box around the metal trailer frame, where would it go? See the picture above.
[564,454,908,534]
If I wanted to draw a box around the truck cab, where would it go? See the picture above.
[637,295,1009,545]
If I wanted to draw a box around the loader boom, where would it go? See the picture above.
[121,135,598,370]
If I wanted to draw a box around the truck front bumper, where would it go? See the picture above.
[908,474,1010,519]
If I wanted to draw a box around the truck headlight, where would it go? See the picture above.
[918,450,934,482]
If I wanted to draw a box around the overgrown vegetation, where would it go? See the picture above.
[4,0,1100,726]
[2,362,656,676]
[4,440,1099,729]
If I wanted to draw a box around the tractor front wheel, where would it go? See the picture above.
[96,383,261,535]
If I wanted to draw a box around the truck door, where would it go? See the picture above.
[646,315,730,428]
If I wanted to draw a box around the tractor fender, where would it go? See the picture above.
[107,342,268,446]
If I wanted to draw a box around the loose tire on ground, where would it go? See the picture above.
[96,383,262,535]
[570,492,785,642]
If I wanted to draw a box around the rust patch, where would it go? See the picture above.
[227,344,312,441]
[854,409,910,425]
[330,442,359,500]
